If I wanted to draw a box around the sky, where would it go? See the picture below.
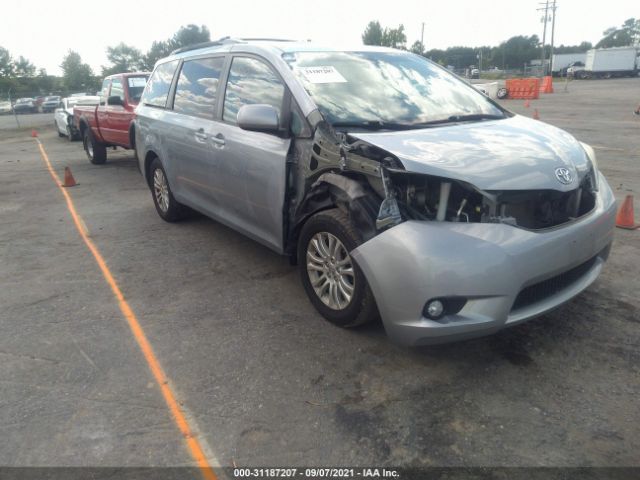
[1,0,636,76]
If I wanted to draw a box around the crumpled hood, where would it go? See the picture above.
[350,115,591,191]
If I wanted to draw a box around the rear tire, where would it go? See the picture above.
[298,208,378,328]
[57,122,64,137]
[83,128,107,164]
[149,157,186,222]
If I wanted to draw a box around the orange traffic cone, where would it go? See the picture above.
[533,109,540,120]
[615,195,639,230]
[61,166,77,188]
[31,130,38,137]
[524,99,530,108]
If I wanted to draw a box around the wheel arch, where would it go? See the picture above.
[143,150,160,188]
[287,172,381,261]
[78,118,90,138]
[128,123,136,150]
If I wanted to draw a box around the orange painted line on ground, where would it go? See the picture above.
[35,139,217,480]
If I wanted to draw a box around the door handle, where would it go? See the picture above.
[211,133,225,147]
[194,129,208,142]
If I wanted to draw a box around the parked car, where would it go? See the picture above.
[0,101,12,115]
[55,96,100,140]
[34,96,45,110]
[551,53,586,77]
[74,72,149,164]
[567,61,586,78]
[41,96,61,113]
[13,98,36,114]
[135,39,616,346]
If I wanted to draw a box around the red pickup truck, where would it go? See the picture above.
[75,72,149,164]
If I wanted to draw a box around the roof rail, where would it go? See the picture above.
[238,38,297,42]
[170,37,242,55]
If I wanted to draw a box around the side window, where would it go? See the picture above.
[173,57,224,120]
[100,79,111,106]
[110,79,124,101]
[223,57,285,125]
[141,60,179,108]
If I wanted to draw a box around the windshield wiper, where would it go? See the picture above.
[330,120,434,131]
[331,114,505,132]
[408,114,506,127]
[446,113,505,122]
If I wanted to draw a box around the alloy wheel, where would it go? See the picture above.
[306,232,355,310]
[153,168,170,213]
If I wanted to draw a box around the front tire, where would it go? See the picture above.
[149,158,186,222]
[83,129,107,164]
[298,208,377,328]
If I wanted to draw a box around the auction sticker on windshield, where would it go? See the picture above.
[297,66,347,84]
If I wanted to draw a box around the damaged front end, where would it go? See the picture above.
[283,112,614,344]
[288,116,601,256]
[380,167,598,231]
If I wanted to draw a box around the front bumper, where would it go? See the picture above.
[351,173,617,346]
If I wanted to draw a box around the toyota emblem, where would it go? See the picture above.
[555,167,573,185]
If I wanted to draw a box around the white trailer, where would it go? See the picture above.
[551,53,586,75]
[583,47,639,78]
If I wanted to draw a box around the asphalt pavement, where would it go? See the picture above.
[0,78,638,471]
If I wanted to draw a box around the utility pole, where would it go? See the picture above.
[549,0,558,73]
[538,0,550,76]
[420,22,425,50]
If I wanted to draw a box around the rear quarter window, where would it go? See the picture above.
[141,60,179,108]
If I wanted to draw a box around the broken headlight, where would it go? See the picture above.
[580,142,599,192]
[382,169,596,230]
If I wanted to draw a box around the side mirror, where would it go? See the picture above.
[107,95,123,106]
[237,104,280,133]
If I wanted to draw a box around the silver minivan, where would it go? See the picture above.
[135,38,616,345]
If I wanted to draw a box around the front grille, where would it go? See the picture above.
[495,183,597,230]
[511,255,599,312]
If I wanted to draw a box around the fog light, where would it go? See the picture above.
[425,300,444,319]
[423,297,467,320]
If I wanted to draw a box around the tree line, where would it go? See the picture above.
[362,17,640,69]
[0,24,210,99]
[1,18,638,99]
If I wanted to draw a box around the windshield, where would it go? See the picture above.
[285,51,504,127]
[45,96,60,101]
